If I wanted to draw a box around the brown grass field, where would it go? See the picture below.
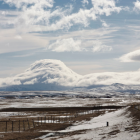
[0,106,123,140]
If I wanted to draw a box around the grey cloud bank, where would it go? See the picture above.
[119,49,140,62]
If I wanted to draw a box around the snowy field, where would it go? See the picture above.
[0,95,139,111]
[38,107,140,140]
[0,93,140,140]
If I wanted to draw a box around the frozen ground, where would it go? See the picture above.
[0,94,140,139]
[0,96,139,110]
[0,95,140,119]
[39,107,140,140]
[0,95,140,108]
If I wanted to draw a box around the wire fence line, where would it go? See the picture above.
[0,105,124,133]
[0,110,98,133]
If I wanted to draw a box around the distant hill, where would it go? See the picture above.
[0,59,140,91]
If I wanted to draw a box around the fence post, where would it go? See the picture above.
[27,119,30,129]
[66,114,67,122]
[38,117,39,126]
[32,119,35,128]
[6,121,7,132]
[19,120,20,133]
[23,120,25,131]
[12,121,13,132]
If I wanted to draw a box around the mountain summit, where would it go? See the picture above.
[0,59,81,91]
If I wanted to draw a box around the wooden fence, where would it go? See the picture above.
[0,110,96,132]
[0,105,125,133]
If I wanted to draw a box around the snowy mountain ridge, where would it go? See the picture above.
[0,59,140,91]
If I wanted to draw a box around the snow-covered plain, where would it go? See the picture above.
[61,108,131,132]
[0,95,140,139]
[40,107,140,140]
[0,95,139,118]
[0,96,139,111]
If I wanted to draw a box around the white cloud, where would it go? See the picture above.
[0,28,49,54]
[2,0,125,32]
[46,36,113,53]
[15,35,22,40]
[0,77,21,87]
[4,0,54,9]
[92,40,112,52]
[0,0,127,54]
[0,27,117,54]
[101,20,109,27]
[119,49,140,62]
[82,0,89,6]
[91,0,122,16]
[133,0,140,11]
[47,38,82,52]
[1,11,6,15]
[24,78,38,85]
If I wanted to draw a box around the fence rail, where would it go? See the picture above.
[0,105,125,112]
[0,105,124,133]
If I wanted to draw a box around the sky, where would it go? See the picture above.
[1,0,140,77]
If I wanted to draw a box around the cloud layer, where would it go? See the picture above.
[0,0,131,54]
[92,40,112,52]
[1,59,140,91]
[134,0,140,11]
[47,38,82,52]
[119,49,140,62]
[3,0,126,32]
[46,38,112,52]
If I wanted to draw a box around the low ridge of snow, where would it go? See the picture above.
[1,59,140,91]
[61,107,130,132]
[41,107,139,140]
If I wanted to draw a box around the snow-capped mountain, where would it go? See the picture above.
[0,59,81,91]
[0,59,140,92]
[88,83,140,93]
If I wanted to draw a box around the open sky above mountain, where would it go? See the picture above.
[1,0,140,78]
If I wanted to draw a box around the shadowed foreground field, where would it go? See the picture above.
[0,106,124,140]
